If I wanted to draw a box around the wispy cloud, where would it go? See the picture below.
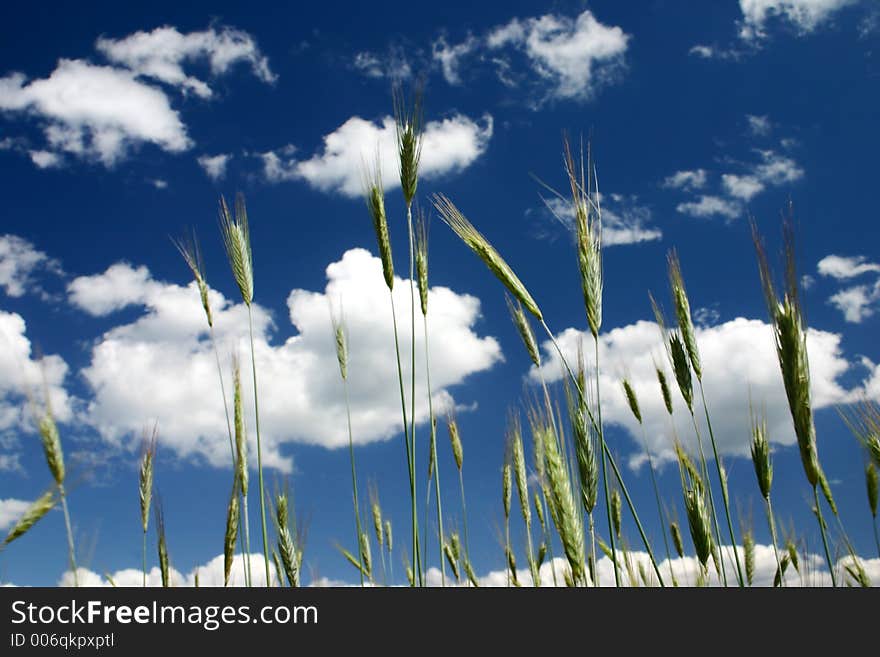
[196,153,231,180]
[817,254,880,323]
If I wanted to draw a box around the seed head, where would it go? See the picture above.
[219,194,254,306]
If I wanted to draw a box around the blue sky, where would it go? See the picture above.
[1,0,879,586]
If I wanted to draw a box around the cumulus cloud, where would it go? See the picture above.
[197,153,231,180]
[541,195,662,247]
[676,195,742,219]
[485,10,629,102]
[68,249,502,470]
[817,255,880,323]
[0,311,73,442]
[0,59,191,166]
[0,234,62,298]
[532,317,852,466]
[0,498,32,531]
[95,26,275,99]
[738,0,858,41]
[662,169,707,191]
[260,113,493,197]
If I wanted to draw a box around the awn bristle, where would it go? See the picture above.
[223,480,239,587]
[750,416,773,500]
[393,84,424,207]
[667,251,701,380]
[866,462,878,518]
[172,231,213,327]
[656,367,674,416]
[743,528,756,586]
[139,427,157,534]
[364,161,395,291]
[622,379,642,425]
[433,194,542,320]
[753,220,822,489]
[509,417,531,527]
[3,487,56,546]
[233,357,248,496]
[563,137,602,339]
[670,521,684,559]
[506,295,541,367]
[447,414,463,471]
[38,413,64,486]
[415,210,429,316]
[219,194,254,306]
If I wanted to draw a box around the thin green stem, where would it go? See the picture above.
[389,293,415,586]
[542,494,558,587]
[593,336,619,587]
[698,382,744,587]
[688,411,728,586]
[765,497,784,587]
[640,425,674,585]
[423,314,446,587]
[247,307,271,587]
[241,494,253,587]
[343,379,364,587]
[142,530,147,588]
[405,203,422,586]
[588,512,598,587]
[59,484,77,587]
[458,467,471,576]
[813,485,836,587]
[873,516,880,560]
[539,319,664,586]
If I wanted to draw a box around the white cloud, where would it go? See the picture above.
[542,196,662,247]
[458,548,879,587]
[747,114,772,136]
[0,498,32,531]
[261,113,493,197]
[487,10,629,101]
[662,169,707,191]
[689,44,718,58]
[28,150,61,169]
[739,0,857,41]
[432,36,479,85]
[828,284,877,323]
[817,254,880,279]
[0,59,191,166]
[352,50,411,80]
[722,173,765,200]
[0,311,73,437]
[95,26,276,98]
[59,553,277,587]
[676,195,742,219]
[69,250,502,470]
[197,153,231,180]
[532,317,851,466]
[817,255,880,323]
[0,234,62,298]
[149,178,168,189]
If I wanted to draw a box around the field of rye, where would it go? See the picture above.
[3,88,879,588]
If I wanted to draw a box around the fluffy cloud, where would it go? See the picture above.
[676,195,741,219]
[0,311,72,441]
[818,254,880,279]
[59,553,277,587]
[486,10,629,101]
[0,498,32,531]
[69,249,502,470]
[450,549,878,587]
[260,113,493,197]
[95,26,275,99]
[0,59,191,166]
[0,234,62,298]
[817,254,880,323]
[738,0,858,41]
[541,195,662,247]
[662,169,707,191]
[532,317,852,466]
[197,153,231,180]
